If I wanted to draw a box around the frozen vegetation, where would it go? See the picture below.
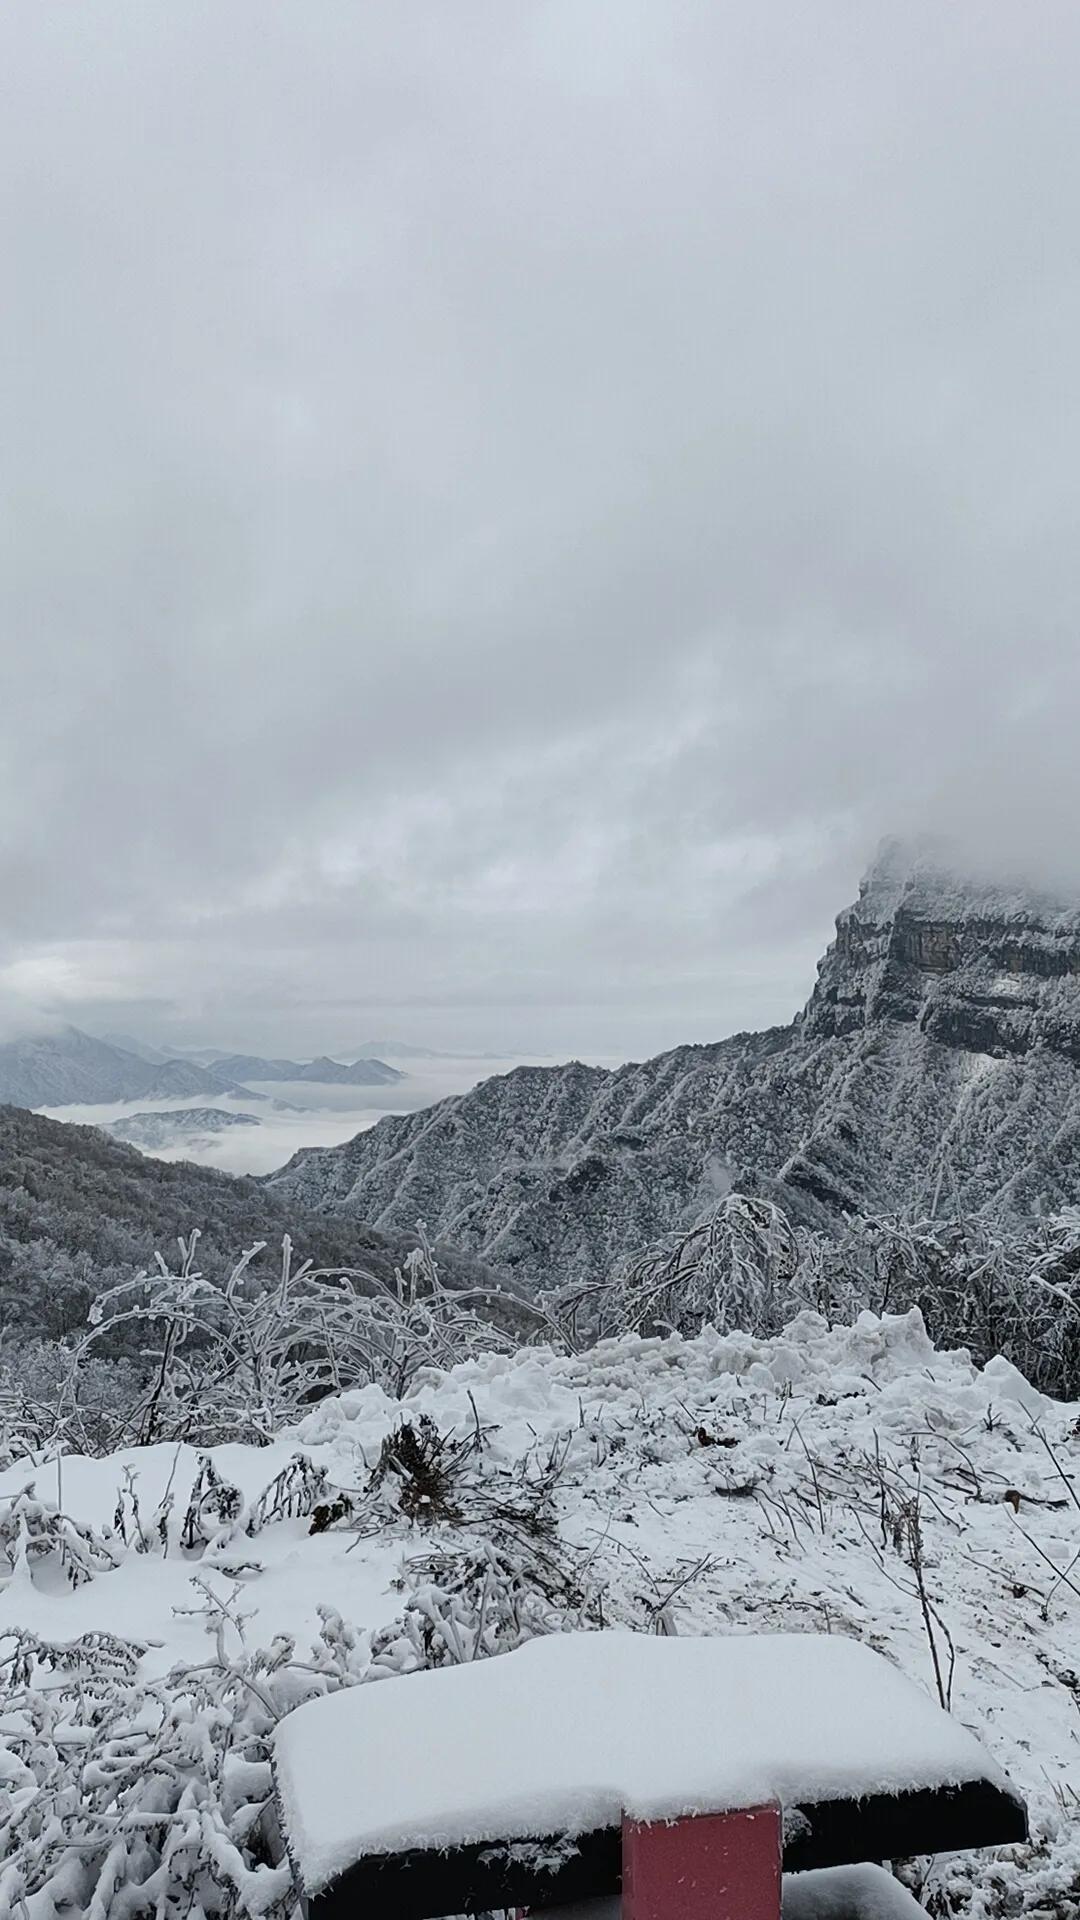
[1,1296,1078,1920]
[0,1105,509,1354]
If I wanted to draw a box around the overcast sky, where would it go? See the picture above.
[1,2,1079,1059]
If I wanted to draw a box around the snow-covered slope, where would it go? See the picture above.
[0,1104,511,1349]
[1,1311,1077,1920]
[267,848,1080,1289]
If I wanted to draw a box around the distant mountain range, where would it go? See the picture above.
[0,1027,405,1110]
[267,845,1080,1291]
[352,1039,445,1060]
[349,1039,531,1061]
[0,1028,255,1109]
[209,1053,404,1087]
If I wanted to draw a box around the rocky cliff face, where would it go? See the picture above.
[267,848,1080,1289]
[806,843,1080,1059]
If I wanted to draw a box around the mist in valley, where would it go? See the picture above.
[38,1051,626,1175]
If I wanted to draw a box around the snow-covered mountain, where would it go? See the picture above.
[0,1027,403,1110]
[103,1107,262,1150]
[97,1031,171,1065]
[352,1037,445,1060]
[0,1027,250,1108]
[138,1058,267,1102]
[210,1051,405,1086]
[267,847,1080,1287]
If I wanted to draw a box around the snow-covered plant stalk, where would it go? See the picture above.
[548,1195,801,1342]
[46,1228,515,1451]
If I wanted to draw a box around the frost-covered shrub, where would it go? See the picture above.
[0,1341,145,1465]
[22,1228,516,1455]
[549,1195,802,1344]
[811,1211,1080,1399]
[0,1523,582,1920]
[369,1539,579,1673]
[622,1196,801,1338]
[0,1485,122,1587]
[550,1196,1080,1397]
[0,1413,580,1918]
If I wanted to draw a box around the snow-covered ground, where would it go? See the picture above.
[2,1310,1078,1919]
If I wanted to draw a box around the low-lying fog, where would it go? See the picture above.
[38,1053,625,1177]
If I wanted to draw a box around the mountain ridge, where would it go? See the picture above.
[265,848,1080,1288]
[0,1027,250,1109]
[0,1028,405,1109]
[198,1052,405,1087]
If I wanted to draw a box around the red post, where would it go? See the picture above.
[622,1804,782,1920]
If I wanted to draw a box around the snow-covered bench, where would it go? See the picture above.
[273,1633,1025,1920]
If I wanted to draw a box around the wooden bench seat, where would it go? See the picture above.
[273,1632,1026,1920]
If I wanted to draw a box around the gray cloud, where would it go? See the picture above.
[1,1,1079,1058]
